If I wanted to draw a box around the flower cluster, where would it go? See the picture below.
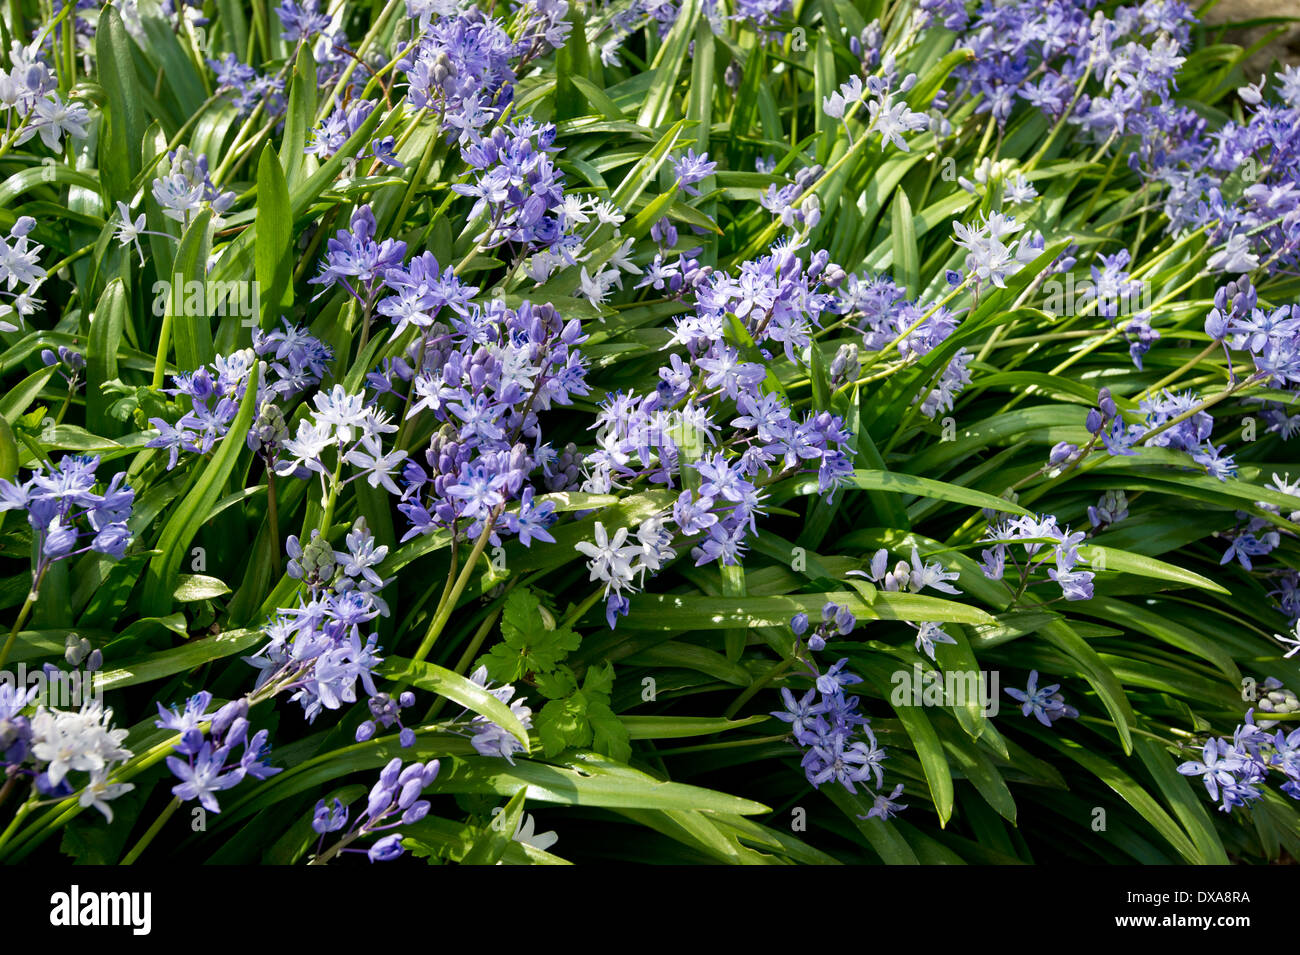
[0,456,135,577]
[821,62,930,152]
[1206,278,1300,391]
[453,119,573,253]
[790,601,855,653]
[0,41,90,154]
[981,513,1095,602]
[1178,687,1300,813]
[355,691,421,746]
[310,204,409,306]
[837,269,974,418]
[312,757,440,862]
[1218,473,1300,573]
[951,211,1045,293]
[208,53,286,117]
[150,147,237,226]
[382,293,588,539]
[248,518,390,721]
[157,693,280,813]
[307,99,402,172]
[948,0,1191,133]
[855,547,963,660]
[575,519,676,627]
[1138,65,1300,274]
[463,665,534,763]
[1086,385,1236,481]
[772,641,901,815]
[0,689,134,821]
[40,346,85,392]
[759,161,826,234]
[147,323,332,470]
[570,243,859,624]
[1088,489,1129,531]
[0,215,47,332]
[397,4,518,143]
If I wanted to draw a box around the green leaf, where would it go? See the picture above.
[1038,617,1135,754]
[480,587,581,683]
[883,678,955,825]
[1132,737,1230,865]
[381,657,530,749]
[618,591,995,630]
[1031,729,1200,863]
[0,366,56,424]
[93,629,263,692]
[793,468,1032,516]
[86,279,128,436]
[0,415,17,481]
[254,146,293,330]
[625,641,752,686]
[95,5,146,202]
[637,0,698,128]
[172,574,232,602]
[280,45,318,188]
[139,360,260,616]
[537,693,590,757]
[436,749,769,815]
[555,5,594,121]
[892,189,919,298]
[619,715,767,739]
[461,788,528,865]
[166,209,215,374]
[1079,544,1230,595]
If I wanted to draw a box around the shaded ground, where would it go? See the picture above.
[1203,0,1300,77]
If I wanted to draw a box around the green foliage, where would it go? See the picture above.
[477,588,581,684]
[0,0,1297,868]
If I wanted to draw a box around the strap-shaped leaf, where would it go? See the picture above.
[139,361,261,616]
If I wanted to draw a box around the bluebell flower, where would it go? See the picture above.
[1005,670,1078,727]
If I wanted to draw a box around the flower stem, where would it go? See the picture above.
[267,469,282,578]
[0,565,48,670]
[410,515,499,666]
[0,799,33,855]
[121,797,180,865]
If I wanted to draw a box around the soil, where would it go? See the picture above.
[1202,0,1300,76]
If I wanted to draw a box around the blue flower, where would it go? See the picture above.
[1005,671,1078,727]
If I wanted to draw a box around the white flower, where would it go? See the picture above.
[512,813,559,852]
[30,701,132,788]
[1207,233,1259,274]
[78,771,135,823]
[633,516,676,581]
[27,94,90,150]
[1004,172,1038,204]
[1275,621,1300,660]
[0,230,45,290]
[578,267,611,307]
[559,194,591,227]
[574,522,641,596]
[113,201,148,265]
[866,94,929,151]
[822,76,863,120]
[593,201,625,228]
[311,385,369,444]
[344,435,408,495]
[907,547,963,595]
